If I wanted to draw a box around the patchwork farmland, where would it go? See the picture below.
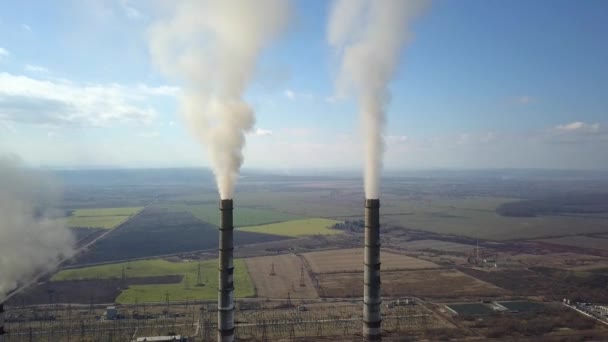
[303,248,440,273]
[239,218,343,237]
[316,268,505,298]
[52,258,255,303]
[73,207,289,265]
[67,207,143,229]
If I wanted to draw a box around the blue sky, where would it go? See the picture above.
[0,0,606,170]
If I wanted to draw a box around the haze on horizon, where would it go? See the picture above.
[0,0,607,171]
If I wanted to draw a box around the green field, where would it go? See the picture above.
[157,203,301,227]
[169,191,361,218]
[53,258,254,303]
[71,207,144,217]
[378,197,608,241]
[239,218,342,237]
[384,210,608,241]
[67,207,142,229]
[165,193,608,241]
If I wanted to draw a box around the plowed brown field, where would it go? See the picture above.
[303,248,440,273]
[317,269,505,298]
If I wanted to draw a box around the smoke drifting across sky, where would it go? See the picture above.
[148,0,290,199]
[328,0,428,199]
[0,156,74,301]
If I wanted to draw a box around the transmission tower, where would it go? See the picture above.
[475,239,480,265]
[196,261,203,286]
[289,320,296,340]
[165,291,170,312]
[299,264,306,287]
[261,319,268,340]
[121,265,127,288]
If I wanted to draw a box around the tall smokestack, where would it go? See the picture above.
[327,2,426,336]
[218,199,235,342]
[0,302,5,342]
[363,198,381,341]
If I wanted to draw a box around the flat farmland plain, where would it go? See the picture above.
[167,193,608,241]
[156,203,301,227]
[54,258,255,303]
[303,248,440,273]
[511,253,605,269]
[383,210,608,241]
[7,276,182,306]
[538,236,608,251]
[317,269,505,298]
[239,218,342,237]
[71,207,145,217]
[404,239,476,253]
[244,254,318,299]
[171,191,363,218]
[74,208,289,264]
[67,207,143,229]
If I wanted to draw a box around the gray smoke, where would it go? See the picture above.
[0,156,74,301]
[148,0,290,199]
[328,0,427,198]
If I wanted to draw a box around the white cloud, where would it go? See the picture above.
[121,1,142,19]
[24,64,49,74]
[283,89,313,101]
[547,121,605,145]
[512,95,535,105]
[554,121,601,133]
[0,120,16,133]
[0,72,175,128]
[251,128,273,137]
[21,24,32,32]
[386,135,409,144]
[325,95,338,103]
[0,48,9,57]
[126,7,141,18]
[284,89,295,100]
[135,84,180,96]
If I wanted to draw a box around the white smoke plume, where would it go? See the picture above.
[328,0,427,199]
[0,155,74,301]
[148,0,290,199]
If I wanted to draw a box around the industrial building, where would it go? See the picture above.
[105,306,117,320]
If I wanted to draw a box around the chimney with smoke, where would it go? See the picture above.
[218,199,235,341]
[363,199,381,340]
[327,1,426,339]
[147,4,289,340]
